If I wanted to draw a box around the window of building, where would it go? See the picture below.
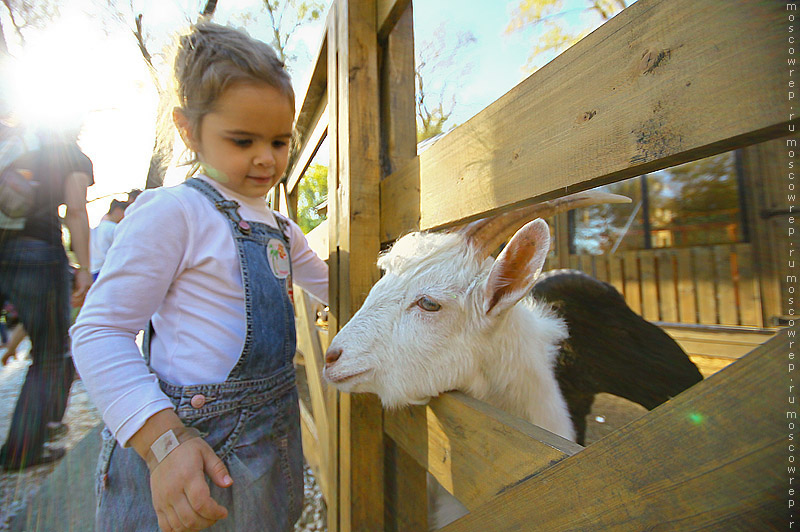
[570,151,745,255]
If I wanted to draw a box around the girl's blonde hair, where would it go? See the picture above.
[160,21,295,168]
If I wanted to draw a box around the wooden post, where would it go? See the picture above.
[741,138,795,326]
[329,0,385,530]
[378,3,428,530]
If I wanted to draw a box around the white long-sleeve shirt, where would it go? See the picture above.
[89,219,117,274]
[71,176,328,447]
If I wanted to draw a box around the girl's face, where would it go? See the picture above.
[179,82,294,198]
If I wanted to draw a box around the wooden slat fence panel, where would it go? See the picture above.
[639,251,659,321]
[694,247,717,324]
[655,249,678,322]
[676,247,697,324]
[714,244,738,326]
[441,330,788,531]
[564,244,759,327]
[735,243,763,327]
[622,251,642,314]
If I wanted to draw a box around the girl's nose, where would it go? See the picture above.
[254,146,276,167]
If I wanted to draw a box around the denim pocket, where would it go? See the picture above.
[183,406,249,461]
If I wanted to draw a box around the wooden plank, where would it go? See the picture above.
[325,9,340,530]
[622,251,641,314]
[662,325,777,359]
[735,243,763,327]
[694,247,717,325]
[299,396,328,502]
[714,244,738,326]
[568,255,579,271]
[287,101,328,194]
[638,249,659,321]
[607,254,624,294]
[554,213,570,269]
[333,1,385,530]
[292,14,329,160]
[655,249,678,323]
[376,0,412,42]
[295,289,331,489]
[379,0,794,242]
[305,219,329,260]
[377,4,426,530]
[384,437,428,532]
[384,392,582,511]
[379,2,417,177]
[594,255,608,283]
[676,247,697,324]
[442,329,790,531]
[741,139,790,324]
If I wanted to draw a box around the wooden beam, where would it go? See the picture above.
[442,329,790,531]
[295,289,331,499]
[332,1,385,531]
[384,392,582,511]
[292,12,329,152]
[325,9,341,530]
[287,102,329,194]
[380,0,795,243]
[377,4,427,530]
[376,0,412,42]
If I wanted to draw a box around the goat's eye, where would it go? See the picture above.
[416,296,441,312]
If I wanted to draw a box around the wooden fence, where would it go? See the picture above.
[283,0,791,529]
[545,243,764,327]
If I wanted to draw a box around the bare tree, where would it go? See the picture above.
[0,0,62,55]
[415,26,476,141]
[506,0,629,72]
[129,0,219,190]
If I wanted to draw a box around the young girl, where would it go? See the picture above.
[71,22,328,532]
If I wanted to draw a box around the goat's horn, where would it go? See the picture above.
[458,191,631,259]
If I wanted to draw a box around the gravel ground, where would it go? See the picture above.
[0,341,327,532]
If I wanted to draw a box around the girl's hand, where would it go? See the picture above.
[150,436,233,532]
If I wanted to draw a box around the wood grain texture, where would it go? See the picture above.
[376,0,411,42]
[384,392,582,511]
[332,1,385,530]
[380,0,793,242]
[295,288,331,500]
[441,330,789,531]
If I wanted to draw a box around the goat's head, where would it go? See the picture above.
[323,217,551,407]
[322,191,630,407]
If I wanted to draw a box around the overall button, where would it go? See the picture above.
[190,394,206,409]
[238,220,251,231]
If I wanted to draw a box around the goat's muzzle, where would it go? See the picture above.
[325,346,343,368]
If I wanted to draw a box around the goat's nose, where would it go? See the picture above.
[325,347,342,367]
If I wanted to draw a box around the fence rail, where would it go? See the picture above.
[546,242,764,328]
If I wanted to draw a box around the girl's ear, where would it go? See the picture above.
[482,218,551,317]
[173,107,197,151]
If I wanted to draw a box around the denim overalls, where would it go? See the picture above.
[95,178,304,532]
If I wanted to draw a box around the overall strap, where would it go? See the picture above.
[272,211,292,248]
[184,178,251,236]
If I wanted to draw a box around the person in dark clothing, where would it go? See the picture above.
[0,126,93,470]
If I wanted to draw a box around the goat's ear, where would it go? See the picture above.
[482,218,550,316]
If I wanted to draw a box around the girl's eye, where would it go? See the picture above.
[231,138,252,148]
[272,140,288,149]
[416,296,441,312]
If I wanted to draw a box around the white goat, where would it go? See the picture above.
[324,218,574,439]
[322,192,629,528]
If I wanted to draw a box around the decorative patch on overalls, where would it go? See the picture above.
[267,239,291,279]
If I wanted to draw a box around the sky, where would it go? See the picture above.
[0,0,614,226]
